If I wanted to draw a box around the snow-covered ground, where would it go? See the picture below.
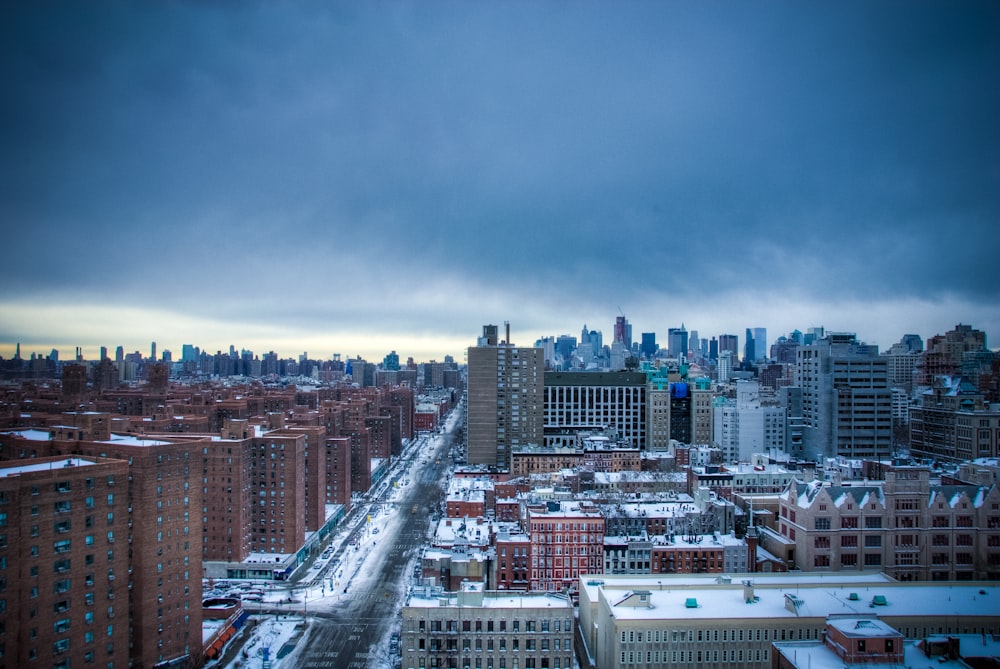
[212,408,461,669]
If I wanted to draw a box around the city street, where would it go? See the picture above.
[216,404,462,669]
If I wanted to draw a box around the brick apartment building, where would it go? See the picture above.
[0,426,204,668]
[0,455,131,669]
[524,500,605,593]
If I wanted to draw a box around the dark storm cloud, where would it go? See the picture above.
[1,1,997,350]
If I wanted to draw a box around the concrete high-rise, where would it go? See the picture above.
[467,324,544,469]
[795,333,893,460]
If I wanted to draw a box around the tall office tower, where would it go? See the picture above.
[100,345,108,361]
[752,327,767,362]
[115,345,124,362]
[467,324,544,469]
[719,334,739,363]
[668,325,688,360]
[383,350,400,370]
[744,328,756,363]
[640,332,657,359]
[688,330,700,358]
[795,332,893,460]
[545,371,648,448]
[709,336,719,361]
[181,344,197,362]
[150,341,156,361]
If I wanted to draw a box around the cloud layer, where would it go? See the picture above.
[2,2,998,360]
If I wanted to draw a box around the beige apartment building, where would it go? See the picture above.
[777,464,1000,580]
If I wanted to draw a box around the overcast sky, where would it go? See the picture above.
[2,1,998,363]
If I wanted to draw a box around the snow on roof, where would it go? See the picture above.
[826,616,900,638]
[100,433,173,446]
[406,590,573,610]
[599,500,699,518]
[603,533,746,549]
[579,572,893,602]
[0,457,98,476]
[0,428,51,441]
[598,580,997,622]
[774,638,972,669]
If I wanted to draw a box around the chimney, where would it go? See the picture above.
[743,580,756,603]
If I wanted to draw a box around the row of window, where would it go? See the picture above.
[415,618,572,633]
[621,626,814,645]
[417,637,571,652]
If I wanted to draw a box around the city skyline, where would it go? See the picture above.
[2,3,998,364]
[3,315,993,366]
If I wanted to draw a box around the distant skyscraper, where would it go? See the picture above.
[383,350,400,370]
[689,330,700,358]
[614,315,631,348]
[556,335,577,361]
[150,341,156,361]
[709,337,719,361]
[900,334,923,353]
[100,345,108,361]
[719,334,739,363]
[753,328,767,362]
[640,332,657,359]
[744,328,756,363]
[115,345,124,362]
[668,325,688,360]
[467,324,544,469]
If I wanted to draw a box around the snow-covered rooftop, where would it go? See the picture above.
[0,457,97,476]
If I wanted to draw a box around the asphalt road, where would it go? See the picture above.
[292,422,457,669]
